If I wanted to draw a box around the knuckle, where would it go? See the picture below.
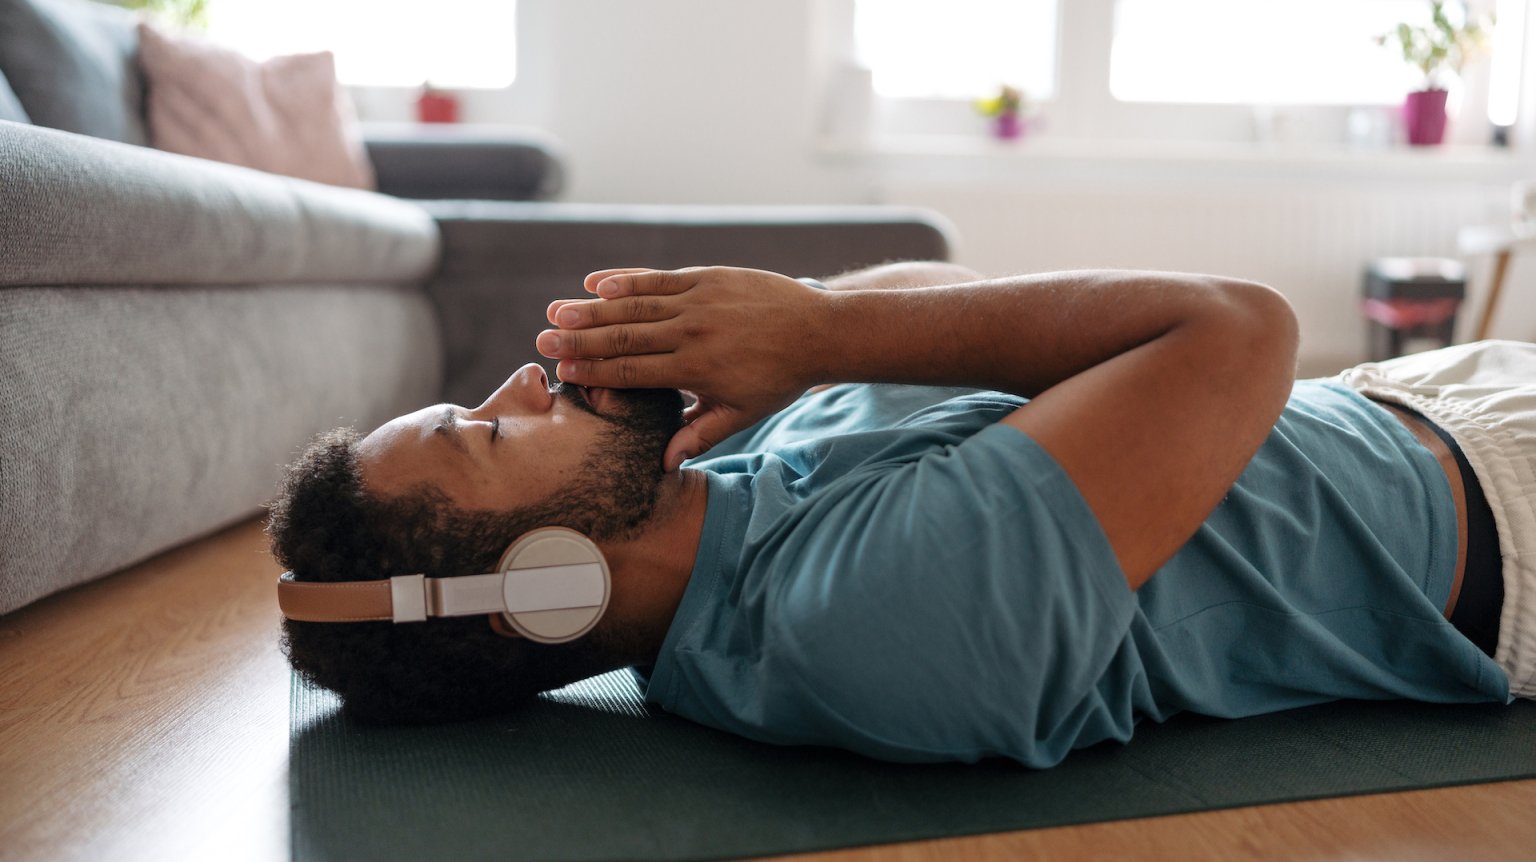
[611,326,636,355]
[627,296,659,322]
[615,358,640,386]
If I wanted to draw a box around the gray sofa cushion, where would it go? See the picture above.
[0,122,440,287]
[0,0,145,144]
[0,69,29,122]
[0,284,443,615]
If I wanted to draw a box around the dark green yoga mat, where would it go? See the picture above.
[291,670,1536,862]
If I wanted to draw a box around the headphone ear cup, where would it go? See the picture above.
[487,613,522,639]
[495,526,610,644]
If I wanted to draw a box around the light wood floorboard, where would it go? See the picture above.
[1,518,1530,861]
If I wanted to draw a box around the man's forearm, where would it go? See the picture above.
[821,261,985,292]
[815,268,1297,586]
[812,269,1293,399]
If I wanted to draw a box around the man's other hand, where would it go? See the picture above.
[538,266,831,471]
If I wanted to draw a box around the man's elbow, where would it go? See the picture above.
[1204,277,1301,389]
[1209,278,1298,349]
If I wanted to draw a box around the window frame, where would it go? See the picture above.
[836,0,1528,152]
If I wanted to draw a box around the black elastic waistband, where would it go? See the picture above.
[1414,411,1503,658]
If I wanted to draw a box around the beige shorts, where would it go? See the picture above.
[1336,340,1536,698]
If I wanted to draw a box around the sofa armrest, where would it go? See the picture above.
[424,200,956,405]
[362,124,565,201]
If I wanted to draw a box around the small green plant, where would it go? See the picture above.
[1378,0,1493,90]
[114,0,210,30]
[974,85,1025,119]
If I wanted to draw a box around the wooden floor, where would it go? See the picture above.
[2,519,1532,862]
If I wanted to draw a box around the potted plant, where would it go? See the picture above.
[975,85,1029,141]
[1378,1,1492,146]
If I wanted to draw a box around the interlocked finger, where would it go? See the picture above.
[547,298,585,325]
[593,268,706,298]
[555,295,677,329]
[539,321,677,359]
[556,356,672,389]
[583,267,655,293]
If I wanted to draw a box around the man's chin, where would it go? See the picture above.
[605,386,686,433]
[552,379,683,440]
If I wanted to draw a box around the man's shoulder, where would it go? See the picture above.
[695,387,1025,487]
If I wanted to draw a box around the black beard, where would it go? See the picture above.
[531,382,686,541]
[549,380,684,439]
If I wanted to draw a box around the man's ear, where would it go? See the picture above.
[487,614,524,639]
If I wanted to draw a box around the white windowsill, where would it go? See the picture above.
[818,134,1536,183]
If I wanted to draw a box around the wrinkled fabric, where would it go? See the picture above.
[645,381,1509,766]
[1339,340,1536,696]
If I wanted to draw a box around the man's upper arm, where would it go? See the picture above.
[736,421,1140,765]
[1001,282,1298,589]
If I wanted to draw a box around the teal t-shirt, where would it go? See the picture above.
[644,382,1511,766]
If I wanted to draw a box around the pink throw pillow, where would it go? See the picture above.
[136,22,375,190]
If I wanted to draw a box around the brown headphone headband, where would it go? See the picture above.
[277,575,393,622]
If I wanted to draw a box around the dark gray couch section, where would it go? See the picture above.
[364,125,565,201]
[0,285,442,614]
[0,122,440,288]
[0,0,145,144]
[424,201,955,406]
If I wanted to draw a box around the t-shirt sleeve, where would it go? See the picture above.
[652,422,1141,766]
[691,384,989,464]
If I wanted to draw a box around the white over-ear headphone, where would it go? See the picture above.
[276,527,610,644]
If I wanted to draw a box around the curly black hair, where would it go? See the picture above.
[268,428,635,725]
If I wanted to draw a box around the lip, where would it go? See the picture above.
[583,386,607,411]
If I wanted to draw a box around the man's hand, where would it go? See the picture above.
[538,266,831,471]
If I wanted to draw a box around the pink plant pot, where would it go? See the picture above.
[1403,89,1449,146]
[994,112,1023,140]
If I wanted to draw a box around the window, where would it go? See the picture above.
[854,0,1059,99]
[1111,0,1434,104]
[204,0,517,88]
[843,0,1525,146]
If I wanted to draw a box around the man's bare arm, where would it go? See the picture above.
[539,266,1298,589]
[819,261,985,291]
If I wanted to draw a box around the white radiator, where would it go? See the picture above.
[878,171,1523,375]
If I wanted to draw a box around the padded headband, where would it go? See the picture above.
[276,527,611,644]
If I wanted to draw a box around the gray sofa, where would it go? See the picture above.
[0,122,951,616]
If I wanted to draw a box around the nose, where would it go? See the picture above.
[473,363,552,416]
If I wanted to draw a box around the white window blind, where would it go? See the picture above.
[204,0,517,88]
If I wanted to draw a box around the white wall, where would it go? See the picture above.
[349,0,1536,368]
[355,0,867,205]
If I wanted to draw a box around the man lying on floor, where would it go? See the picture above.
[269,261,1530,768]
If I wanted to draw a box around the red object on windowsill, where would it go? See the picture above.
[416,87,459,123]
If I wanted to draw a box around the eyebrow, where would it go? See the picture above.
[431,406,469,454]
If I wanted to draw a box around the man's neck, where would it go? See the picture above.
[594,467,710,665]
